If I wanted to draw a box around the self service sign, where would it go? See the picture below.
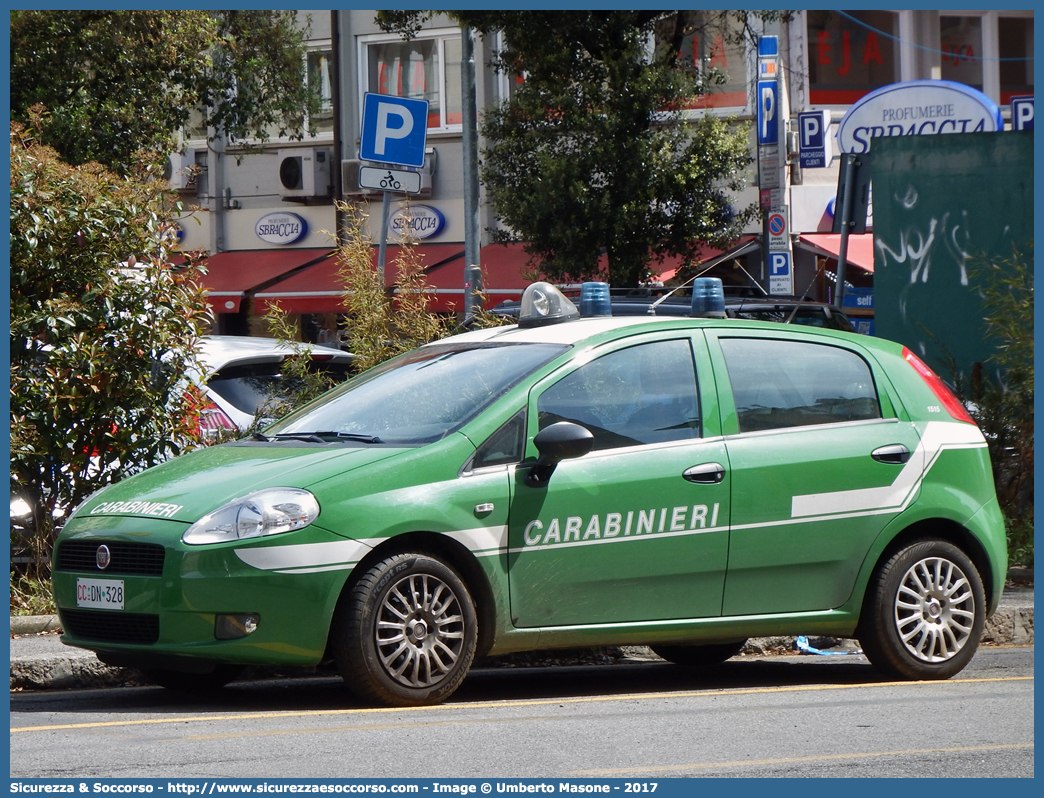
[359,93,429,168]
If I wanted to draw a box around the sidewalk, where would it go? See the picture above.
[10,583,1033,691]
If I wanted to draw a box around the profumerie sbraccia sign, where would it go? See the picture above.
[837,79,1003,153]
[255,212,309,245]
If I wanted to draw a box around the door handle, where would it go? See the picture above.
[872,444,912,464]
[683,463,726,484]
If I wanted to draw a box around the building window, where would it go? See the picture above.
[308,49,335,135]
[940,16,983,92]
[652,12,749,112]
[807,10,899,105]
[998,16,1033,103]
[361,29,462,131]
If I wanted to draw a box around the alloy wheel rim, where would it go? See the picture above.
[375,572,466,688]
[894,556,976,663]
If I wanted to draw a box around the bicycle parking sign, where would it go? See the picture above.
[358,166,422,195]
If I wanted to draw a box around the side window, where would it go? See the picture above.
[720,338,881,433]
[472,411,526,469]
[537,339,700,451]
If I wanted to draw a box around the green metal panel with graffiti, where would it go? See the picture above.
[872,130,1033,382]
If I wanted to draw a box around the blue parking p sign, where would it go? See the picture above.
[360,93,429,168]
[798,110,832,168]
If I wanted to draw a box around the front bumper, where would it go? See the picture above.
[52,515,365,667]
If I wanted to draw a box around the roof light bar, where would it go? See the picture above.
[579,282,611,317]
[518,282,581,328]
[690,277,726,318]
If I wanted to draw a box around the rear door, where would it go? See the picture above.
[706,330,922,615]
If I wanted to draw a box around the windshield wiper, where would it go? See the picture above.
[273,431,384,444]
[273,433,328,443]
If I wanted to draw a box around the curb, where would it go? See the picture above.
[10,615,62,636]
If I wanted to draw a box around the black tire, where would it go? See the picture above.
[859,539,985,680]
[140,664,243,692]
[649,640,746,668]
[332,552,478,707]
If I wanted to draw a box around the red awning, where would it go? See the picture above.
[254,244,466,314]
[423,243,533,312]
[201,249,334,313]
[797,233,875,273]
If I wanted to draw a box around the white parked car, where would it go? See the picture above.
[192,336,356,435]
[11,336,355,566]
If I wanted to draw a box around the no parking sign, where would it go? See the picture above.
[767,210,788,249]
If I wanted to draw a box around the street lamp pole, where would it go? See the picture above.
[461,25,482,318]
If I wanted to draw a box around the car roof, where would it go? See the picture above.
[197,335,354,370]
[432,314,861,349]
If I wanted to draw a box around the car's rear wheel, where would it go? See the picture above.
[649,640,746,668]
[332,553,477,707]
[140,664,243,692]
[859,539,985,680]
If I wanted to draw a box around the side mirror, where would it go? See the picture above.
[524,422,594,488]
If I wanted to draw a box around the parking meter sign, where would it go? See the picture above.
[360,93,429,168]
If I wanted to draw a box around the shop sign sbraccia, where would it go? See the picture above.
[255,212,309,245]
[837,79,1003,153]
[389,205,445,240]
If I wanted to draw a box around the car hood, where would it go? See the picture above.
[73,443,406,525]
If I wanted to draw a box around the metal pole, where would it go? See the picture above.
[834,154,856,310]
[377,190,391,285]
[461,25,482,317]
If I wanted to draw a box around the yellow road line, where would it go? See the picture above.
[11,676,1033,734]
[570,743,1035,776]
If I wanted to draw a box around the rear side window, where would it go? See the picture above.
[720,338,881,433]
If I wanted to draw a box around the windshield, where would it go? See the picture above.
[265,342,568,445]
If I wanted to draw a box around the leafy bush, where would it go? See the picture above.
[10,124,211,580]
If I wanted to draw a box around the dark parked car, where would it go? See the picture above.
[491,286,856,332]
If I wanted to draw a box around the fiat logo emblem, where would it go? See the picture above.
[96,545,111,570]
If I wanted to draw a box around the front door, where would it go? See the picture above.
[507,335,731,628]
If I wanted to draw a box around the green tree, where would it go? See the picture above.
[10,10,321,174]
[379,11,757,286]
[10,124,212,573]
[966,246,1034,565]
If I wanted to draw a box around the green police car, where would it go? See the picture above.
[52,281,1006,706]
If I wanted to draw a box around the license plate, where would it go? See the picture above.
[76,578,125,610]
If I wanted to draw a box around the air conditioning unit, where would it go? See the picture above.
[277,147,333,199]
[165,151,198,192]
[341,157,433,198]
[341,159,379,198]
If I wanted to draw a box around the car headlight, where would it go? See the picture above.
[182,488,320,545]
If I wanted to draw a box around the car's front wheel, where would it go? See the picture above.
[859,539,985,680]
[332,552,478,707]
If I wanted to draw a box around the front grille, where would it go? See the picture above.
[59,609,160,645]
[55,540,165,576]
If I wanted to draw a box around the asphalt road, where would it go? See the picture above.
[10,645,1033,779]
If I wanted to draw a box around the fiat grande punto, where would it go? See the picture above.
[52,281,1007,706]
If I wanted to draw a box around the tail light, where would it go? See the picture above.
[902,348,975,424]
[197,402,237,436]
[184,385,237,437]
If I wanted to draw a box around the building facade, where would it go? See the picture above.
[170,10,1033,341]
